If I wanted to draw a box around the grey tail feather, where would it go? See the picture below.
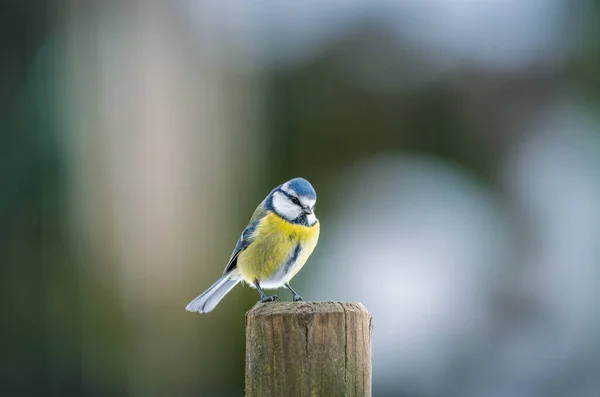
[185,271,240,313]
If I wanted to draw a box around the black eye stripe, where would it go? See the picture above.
[279,189,301,205]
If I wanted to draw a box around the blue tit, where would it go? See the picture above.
[186,177,320,313]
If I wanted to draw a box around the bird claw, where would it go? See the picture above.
[261,295,280,302]
[293,295,303,302]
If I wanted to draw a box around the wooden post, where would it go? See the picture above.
[245,302,372,397]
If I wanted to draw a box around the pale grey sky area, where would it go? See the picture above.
[185,0,569,71]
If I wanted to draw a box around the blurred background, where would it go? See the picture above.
[2,1,600,396]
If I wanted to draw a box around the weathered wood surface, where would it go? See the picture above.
[245,301,372,397]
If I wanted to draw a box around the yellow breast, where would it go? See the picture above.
[236,212,320,285]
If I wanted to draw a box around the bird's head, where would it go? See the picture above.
[269,177,317,226]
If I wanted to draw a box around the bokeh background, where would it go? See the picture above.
[2,1,600,396]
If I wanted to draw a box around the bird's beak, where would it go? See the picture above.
[303,206,313,215]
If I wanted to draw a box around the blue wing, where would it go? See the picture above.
[222,202,268,275]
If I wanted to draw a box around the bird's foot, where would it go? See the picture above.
[261,295,280,302]
[292,295,303,302]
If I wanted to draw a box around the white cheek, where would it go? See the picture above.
[272,192,302,220]
[306,213,317,226]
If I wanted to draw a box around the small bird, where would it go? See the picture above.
[186,177,320,313]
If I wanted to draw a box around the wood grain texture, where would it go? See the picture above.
[245,302,372,397]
